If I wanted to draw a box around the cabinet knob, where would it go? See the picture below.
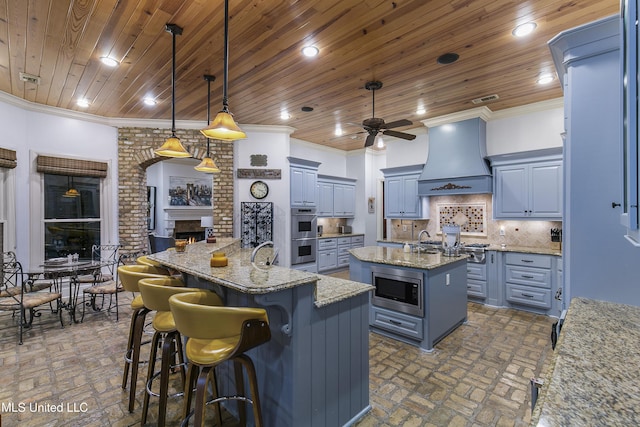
[612,202,621,208]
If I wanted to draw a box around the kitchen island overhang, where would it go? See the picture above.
[148,239,373,427]
[349,246,468,352]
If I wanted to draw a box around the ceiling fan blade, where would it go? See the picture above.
[383,129,416,140]
[364,134,376,147]
[383,119,412,129]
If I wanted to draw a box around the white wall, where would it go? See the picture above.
[383,128,428,168]
[0,100,118,266]
[234,126,292,265]
[487,107,564,155]
[290,138,348,176]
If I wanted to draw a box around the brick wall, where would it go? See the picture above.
[117,127,234,253]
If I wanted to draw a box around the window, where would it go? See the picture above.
[43,174,101,260]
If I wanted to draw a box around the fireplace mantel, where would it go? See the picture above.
[163,207,213,221]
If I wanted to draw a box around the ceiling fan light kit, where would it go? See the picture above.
[200,0,246,142]
[156,23,192,158]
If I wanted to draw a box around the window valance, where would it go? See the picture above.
[36,155,108,178]
[0,147,17,169]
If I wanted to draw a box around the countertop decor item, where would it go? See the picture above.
[200,0,246,141]
[155,24,191,158]
[210,251,228,267]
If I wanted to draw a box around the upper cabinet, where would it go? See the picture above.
[490,150,563,220]
[288,157,320,207]
[381,165,429,219]
[317,175,357,218]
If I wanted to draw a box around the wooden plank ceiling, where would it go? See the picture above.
[0,0,620,151]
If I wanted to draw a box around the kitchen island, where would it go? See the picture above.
[349,246,468,351]
[531,298,640,426]
[149,239,373,427]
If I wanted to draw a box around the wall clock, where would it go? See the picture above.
[250,180,269,199]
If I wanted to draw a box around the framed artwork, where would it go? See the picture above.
[436,202,487,236]
[168,176,212,206]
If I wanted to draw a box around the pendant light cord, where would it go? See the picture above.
[204,74,215,156]
[165,24,183,135]
[222,0,230,112]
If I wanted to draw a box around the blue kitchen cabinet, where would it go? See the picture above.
[317,181,334,216]
[549,16,640,307]
[317,175,356,217]
[288,157,320,207]
[382,165,428,219]
[491,153,562,219]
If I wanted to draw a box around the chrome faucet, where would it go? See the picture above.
[251,241,279,265]
[418,229,431,243]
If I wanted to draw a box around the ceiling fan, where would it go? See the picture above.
[356,80,416,147]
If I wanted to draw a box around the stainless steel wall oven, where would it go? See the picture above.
[371,265,424,317]
[291,207,317,265]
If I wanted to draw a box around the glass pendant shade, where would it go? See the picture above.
[201,111,247,141]
[194,156,221,173]
[155,135,191,157]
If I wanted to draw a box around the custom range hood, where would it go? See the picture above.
[418,115,492,196]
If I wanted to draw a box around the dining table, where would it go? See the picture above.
[27,258,107,324]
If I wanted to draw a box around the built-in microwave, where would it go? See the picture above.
[371,265,424,317]
[291,207,317,240]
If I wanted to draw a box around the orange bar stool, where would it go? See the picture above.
[169,291,272,427]
[117,264,171,413]
[137,278,217,427]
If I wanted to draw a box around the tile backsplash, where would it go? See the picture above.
[389,194,562,248]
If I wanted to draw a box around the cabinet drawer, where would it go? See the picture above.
[505,265,551,288]
[338,246,351,257]
[337,255,350,267]
[467,279,487,298]
[467,263,487,281]
[370,306,423,340]
[318,239,338,250]
[351,235,364,245]
[338,237,351,245]
[505,253,552,268]
[505,284,552,309]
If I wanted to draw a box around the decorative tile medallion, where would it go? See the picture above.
[436,202,487,236]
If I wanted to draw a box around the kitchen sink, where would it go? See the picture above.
[412,245,441,254]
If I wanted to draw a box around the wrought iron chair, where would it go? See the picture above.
[80,244,123,322]
[0,251,64,344]
[76,244,120,284]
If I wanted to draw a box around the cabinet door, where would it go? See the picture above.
[401,175,420,217]
[386,177,404,217]
[341,184,356,217]
[291,167,305,206]
[334,184,345,215]
[494,166,528,218]
[317,182,334,216]
[318,249,338,271]
[530,162,562,218]
[302,169,317,205]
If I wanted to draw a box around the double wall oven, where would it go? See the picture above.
[291,207,317,265]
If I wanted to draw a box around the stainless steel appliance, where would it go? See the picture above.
[441,224,461,256]
[291,207,317,265]
[338,225,352,234]
[461,243,489,264]
[291,207,317,239]
[371,265,424,317]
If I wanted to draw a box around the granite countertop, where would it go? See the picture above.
[148,239,372,307]
[531,298,640,426]
[377,239,562,257]
[318,233,364,239]
[350,245,468,269]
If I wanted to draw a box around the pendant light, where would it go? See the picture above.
[195,75,221,173]
[200,0,246,141]
[155,24,192,158]
[63,176,80,198]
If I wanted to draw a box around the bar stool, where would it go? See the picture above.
[169,291,271,427]
[117,264,171,413]
[137,278,215,426]
[136,255,168,271]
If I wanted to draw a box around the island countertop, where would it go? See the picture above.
[350,245,468,269]
[378,239,561,257]
[531,297,640,426]
[148,239,372,306]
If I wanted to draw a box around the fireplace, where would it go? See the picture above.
[174,219,205,242]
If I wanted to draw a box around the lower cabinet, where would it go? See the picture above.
[504,252,553,311]
[318,235,364,273]
[466,262,487,299]
[291,262,318,273]
[370,305,423,340]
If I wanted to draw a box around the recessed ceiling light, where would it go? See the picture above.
[437,53,459,65]
[416,107,426,115]
[100,56,119,67]
[512,22,537,38]
[77,98,90,108]
[143,97,157,106]
[537,73,554,85]
[301,45,319,57]
[280,111,291,120]
[334,125,343,137]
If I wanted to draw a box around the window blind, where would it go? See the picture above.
[0,148,17,169]
[36,155,108,178]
